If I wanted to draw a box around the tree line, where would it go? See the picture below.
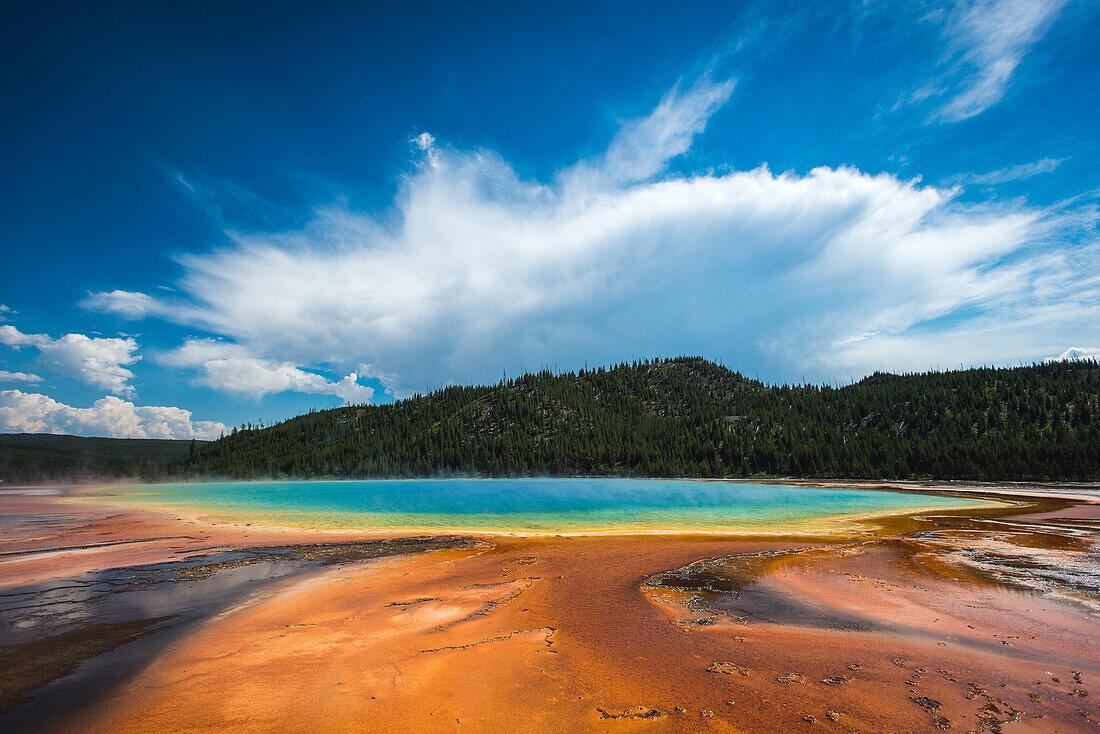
[171,357,1100,481]
[0,433,199,483]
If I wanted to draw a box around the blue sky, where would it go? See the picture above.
[1,0,1098,439]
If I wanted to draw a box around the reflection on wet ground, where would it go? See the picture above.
[0,536,482,731]
[646,545,890,632]
[646,506,1100,635]
[0,512,125,543]
[913,519,1100,615]
[637,503,1100,732]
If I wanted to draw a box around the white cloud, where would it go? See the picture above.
[0,305,11,320]
[956,157,1065,185]
[934,0,1065,122]
[81,290,166,320]
[159,338,373,403]
[411,132,439,167]
[90,74,1099,390]
[563,75,736,189]
[0,390,226,439]
[0,325,140,397]
[0,370,43,383]
[1054,347,1100,361]
[0,325,46,348]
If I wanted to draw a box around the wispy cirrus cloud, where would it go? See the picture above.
[84,73,1099,393]
[563,75,736,189]
[933,0,1066,122]
[951,156,1066,186]
[81,290,171,320]
[0,325,140,397]
[0,370,42,383]
[0,389,226,439]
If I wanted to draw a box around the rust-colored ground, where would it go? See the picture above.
[2,490,1098,733]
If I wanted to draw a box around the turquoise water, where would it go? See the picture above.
[108,478,994,533]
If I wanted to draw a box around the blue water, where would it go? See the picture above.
[109,478,993,533]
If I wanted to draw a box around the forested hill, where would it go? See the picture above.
[172,357,1100,481]
[0,434,202,483]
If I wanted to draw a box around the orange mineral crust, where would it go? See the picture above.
[2,488,1098,733]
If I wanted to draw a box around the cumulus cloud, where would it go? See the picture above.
[1055,347,1100,361]
[89,73,1099,390]
[0,390,226,439]
[159,338,373,403]
[934,0,1065,122]
[0,325,140,397]
[0,370,43,383]
[0,325,45,348]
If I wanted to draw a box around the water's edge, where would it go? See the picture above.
[89,478,997,534]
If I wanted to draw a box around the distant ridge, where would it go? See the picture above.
[173,357,1099,481]
[0,433,202,483]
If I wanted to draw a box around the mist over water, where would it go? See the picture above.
[108,479,992,533]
